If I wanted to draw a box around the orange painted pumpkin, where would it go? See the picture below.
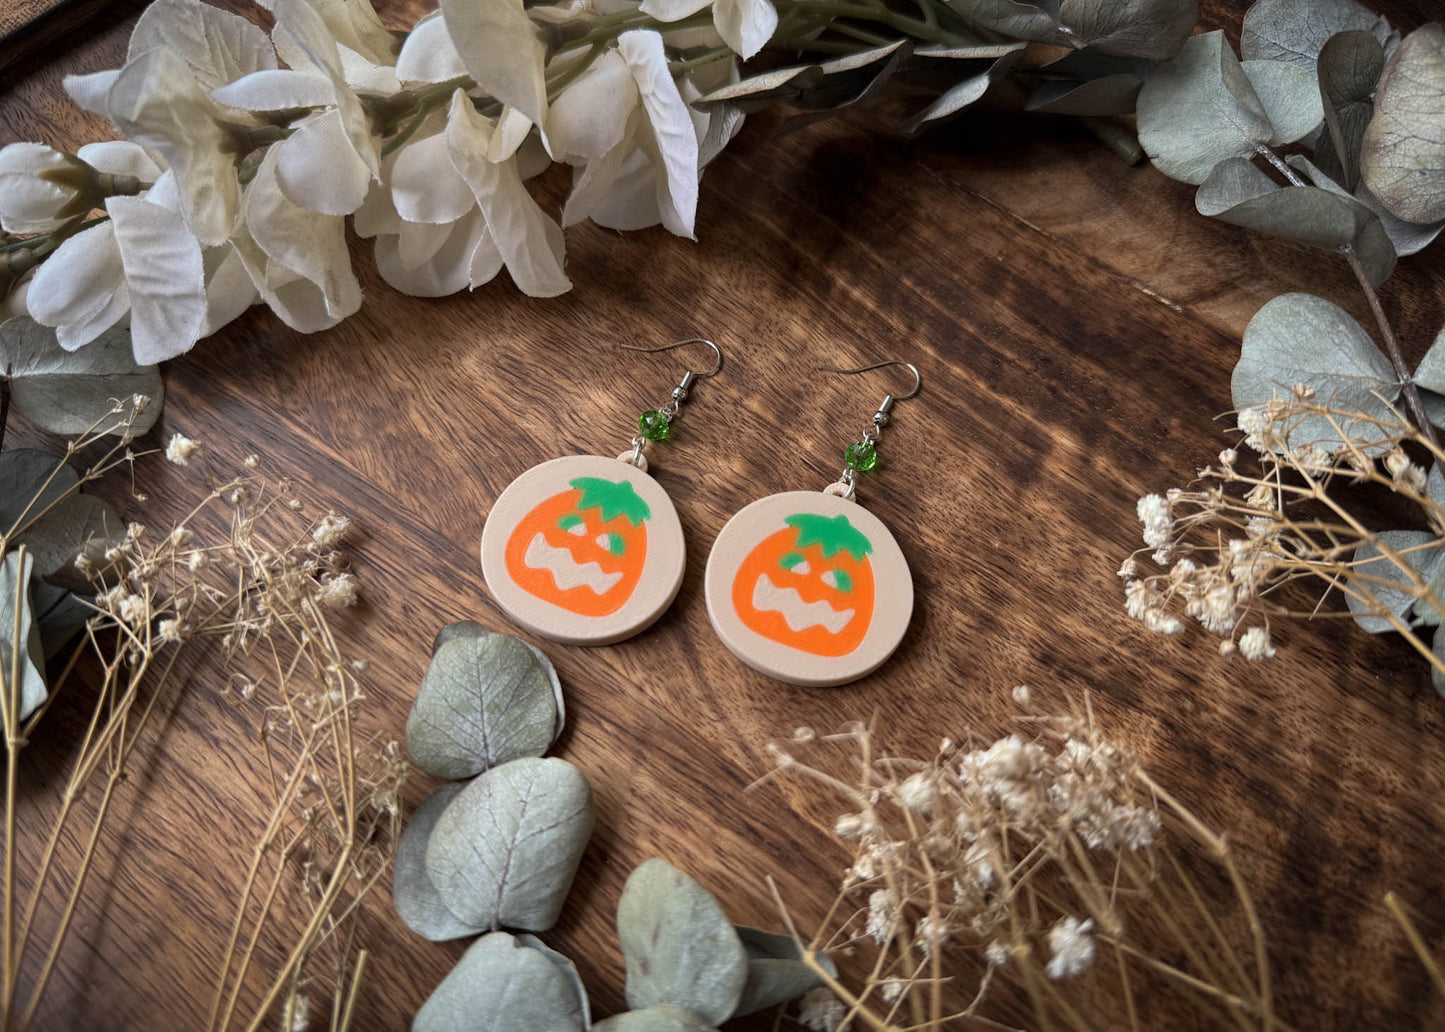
[505,477,651,617]
[731,513,874,657]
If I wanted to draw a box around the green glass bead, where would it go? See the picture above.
[844,440,878,472]
[638,410,672,441]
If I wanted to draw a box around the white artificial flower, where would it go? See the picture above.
[0,144,91,234]
[212,0,384,216]
[257,0,399,66]
[555,31,703,238]
[640,0,778,59]
[69,1,278,247]
[360,91,569,298]
[229,146,363,332]
[25,147,211,360]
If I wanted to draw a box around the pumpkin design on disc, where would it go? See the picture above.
[481,455,685,645]
[705,491,912,686]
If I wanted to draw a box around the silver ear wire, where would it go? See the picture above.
[616,339,725,469]
[818,359,922,500]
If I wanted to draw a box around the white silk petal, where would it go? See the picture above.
[376,211,488,296]
[638,0,712,21]
[76,141,164,180]
[618,30,698,238]
[274,110,374,215]
[712,0,777,60]
[439,0,549,126]
[444,91,570,297]
[57,285,131,352]
[26,222,126,339]
[63,70,120,117]
[396,12,468,83]
[546,50,638,162]
[392,131,475,224]
[107,193,207,363]
[202,245,259,336]
[210,69,334,110]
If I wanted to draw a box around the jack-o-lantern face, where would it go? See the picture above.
[731,513,875,657]
[505,477,651,617]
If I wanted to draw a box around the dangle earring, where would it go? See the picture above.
[480,339,723,645]
[704,360,919,686]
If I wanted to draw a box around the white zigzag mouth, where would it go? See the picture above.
[525,533,623,595]
[752,574,853,634]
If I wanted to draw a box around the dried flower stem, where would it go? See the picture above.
[1384,892,1445,998]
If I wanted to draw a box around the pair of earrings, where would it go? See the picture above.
[477,340,918,687]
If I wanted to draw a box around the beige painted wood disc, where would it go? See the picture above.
[480,455,685,645]
[704,491,913,686]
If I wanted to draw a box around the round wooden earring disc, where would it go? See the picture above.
[480,455,686,645]
[704,491,913,687]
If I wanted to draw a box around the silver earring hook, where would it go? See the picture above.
[818,358,921,501]
[820,359,921,400]
[620,338,724,378]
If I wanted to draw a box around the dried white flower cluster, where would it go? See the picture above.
[771,698,1165,1024]
[0,0,759,362]
[1122,392,1445,662]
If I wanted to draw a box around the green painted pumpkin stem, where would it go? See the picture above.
[785,513,872,561]
[571,477,651,526]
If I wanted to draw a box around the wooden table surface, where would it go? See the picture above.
[4,1,1445,1029]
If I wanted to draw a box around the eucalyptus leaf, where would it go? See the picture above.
[1346,531,1445,632]
[1240,0,1391,72]
[406,622,564,779]
[1421,390,1445,429]
[0,449,123,582]
[1360,23,1445,225]
[1352,183,1444,256]
[1026,74,1142,116]
[425,756,594,932]
[1241,59,1323,144]
[1415,323,1445,402]
[592,1007,719,1032]
[1195,157,1395,284]
[0,318,162,436]
[1313,30,1388,190]
[413,931,587,1032]
[617,858,748,1025]
[732,926,836,1018]
[1137,31,1274,185]
[1282,154,1400,284]
[1414,566,1445,630]
[957,0,1194,60]
[1232,292,1399,449]
[695,41,911,115]
[517,935,592,1031]
[1432,627,1445,695]
[394,783,485,942]
[900,47,1025,134]
[30,579,90,659]
[0,551,47,722]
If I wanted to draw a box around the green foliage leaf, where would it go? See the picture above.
[413,932,587,1032]
[1195,157,1395,285]
[1313,31,1385,190]
[900,46,1026,133]
[0,449,123,582]
[593,1007,718,1032]
[0,551,47,722]
[30,578,91,659]
[394,783,485,942]
[425,756,594,932]
[1361,23,1445,225]
[1351,184,1444,256]
[1231,292,1399,449]
[1241,0,1391,72]
[1137,31,1274,185]
[958,0,1195,60]
[405,621,564,780]
[731,927,836,1018]
[1026,74,1143,115]
[617,859,748,1025]
[1241,59,1323,144]
[1346,531,1445,632]
[516,935,592,1032]
[0,318,162,436]
[1413,321,1445,397]
[695,41,912,115]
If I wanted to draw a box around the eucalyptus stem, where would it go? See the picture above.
[0,376,10,455]
[1259,145,1440,451]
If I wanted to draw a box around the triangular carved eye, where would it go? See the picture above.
[822,569,853,592]
[559,514,586,535]
[596,533,626,556]
[780,552,810,575]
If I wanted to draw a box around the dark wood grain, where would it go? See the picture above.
[2,2,1445,1030]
